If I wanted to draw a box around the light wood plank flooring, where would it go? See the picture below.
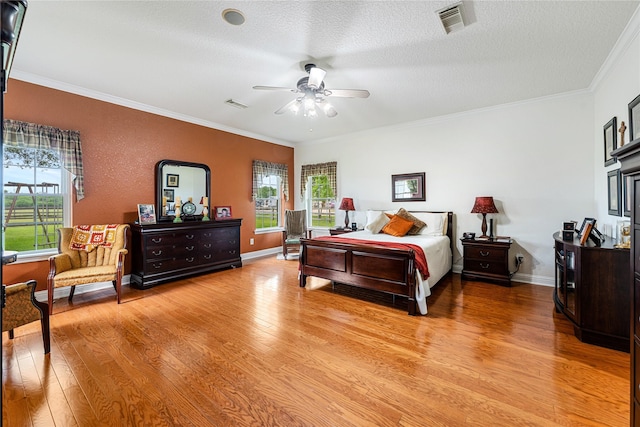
[3,256,629,426]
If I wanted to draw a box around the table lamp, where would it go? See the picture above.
[471,196,498,238]
[339,197,355,229]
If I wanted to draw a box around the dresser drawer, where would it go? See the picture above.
[464,245,507,262]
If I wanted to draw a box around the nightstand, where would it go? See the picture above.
[461,237,513,286]
[329,228,361,235]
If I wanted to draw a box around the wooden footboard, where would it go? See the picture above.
[298,211,453,316]
[299,238,419,314]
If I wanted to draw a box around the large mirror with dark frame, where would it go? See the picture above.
[155,159,211,222]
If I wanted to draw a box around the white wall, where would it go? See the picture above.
[295,9,640,286]
[593,10,640,235]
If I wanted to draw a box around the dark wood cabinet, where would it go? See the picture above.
[611,140,640,426]
[553,232,629,352]
[130,220,242,289]
[461,238,512,286]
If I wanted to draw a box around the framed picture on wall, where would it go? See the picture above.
[163,189,174,202]
[391,172,426,202]
[608,169,622,216]
[603,117,617,166]
[166,173,179,188]
[629,94,640,144]
[624,173,632,217]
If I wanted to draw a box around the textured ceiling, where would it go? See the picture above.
[9,1,640,145]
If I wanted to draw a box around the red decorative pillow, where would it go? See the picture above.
[382,215,414,237]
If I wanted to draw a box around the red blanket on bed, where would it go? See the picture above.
[313,236,430,279]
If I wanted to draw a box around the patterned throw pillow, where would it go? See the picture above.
[395,208,426,235]
[381,215,414,237]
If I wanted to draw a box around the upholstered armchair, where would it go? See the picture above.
[47,224,130,314]
[2,280,50,354]
[282,210,311,260]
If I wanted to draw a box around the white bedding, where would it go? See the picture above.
[333,230,452,314]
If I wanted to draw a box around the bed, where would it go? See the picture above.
[299,211,453,315]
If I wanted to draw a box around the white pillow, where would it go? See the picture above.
[365,211,390,234]
[366,210,383,226]
[410,212,447,236]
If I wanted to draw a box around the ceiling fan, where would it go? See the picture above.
[253,63,370,118]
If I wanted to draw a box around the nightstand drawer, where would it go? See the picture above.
[463,259,509,276]
[464,245,507,262]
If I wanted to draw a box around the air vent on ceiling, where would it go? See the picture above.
[225,99,248,109]
[437,2,465,34]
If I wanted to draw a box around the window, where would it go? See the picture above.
[255,174,281,229]
[2,120,84,255]
[3,146,69,253]
[301,162,337,228]
[252,160,289,231]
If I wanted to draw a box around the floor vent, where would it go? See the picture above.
[225,99,248,109]
[437,3,465,34]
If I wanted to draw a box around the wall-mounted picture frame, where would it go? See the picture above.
[391,172,425,202]
[604,117,617,166]
[624,173,631,217]
[608,169,622,216]
[214,206,232,219]
[137,204,157,225]
[163,189,174,202]
[629,93,640,144]
[166,173,179,188]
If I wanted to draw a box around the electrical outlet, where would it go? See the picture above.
[250,238,254,245]
[515,254,524,267]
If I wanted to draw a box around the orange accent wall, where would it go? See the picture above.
[2,79,294,290]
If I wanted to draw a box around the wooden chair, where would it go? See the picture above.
[2,280,50,354]
[282,209,311,260]
[47,224,129,314]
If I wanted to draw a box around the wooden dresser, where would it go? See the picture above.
[553,232,629,352]
[611,140,640,426]
[130,220,242,289]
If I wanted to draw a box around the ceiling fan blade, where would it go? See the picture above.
[325,89,370,98]
[307,67,326,89]
[274,98,301,115]
[253,85,295,92]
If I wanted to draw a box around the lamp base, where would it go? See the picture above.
[344,211,350,229]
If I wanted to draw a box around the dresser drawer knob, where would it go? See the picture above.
[203,254,212,259]
[152,250,162,256]
[480,251,490,257]
[203,243,212,248]
[153,262,163,269]
[186,246,195,251]
[186,257,195,263]
[480,263,490,269]
[152,238,162,244]
[186,234,195,240]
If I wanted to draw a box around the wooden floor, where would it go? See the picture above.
[2,256,630,426]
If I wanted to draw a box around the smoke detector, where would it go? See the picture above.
[437,2,465,34]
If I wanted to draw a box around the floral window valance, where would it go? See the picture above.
[3,119,85,200]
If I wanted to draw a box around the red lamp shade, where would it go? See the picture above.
[471,196,498,238]
[339,197,355,211]
[339,197,355,229]
[470,196,498,214]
